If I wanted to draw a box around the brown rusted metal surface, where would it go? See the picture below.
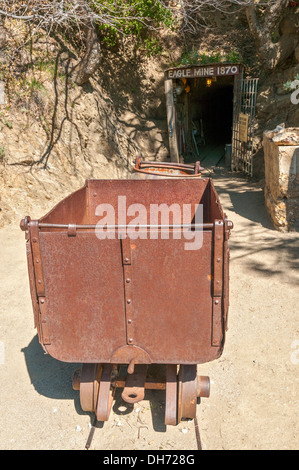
[95,363,115,421]
[21,172,233,426]
[197,376,210,398]
[22,177,232,365]
[79,363,101,412]
[22,222,214,230]
[110,345,152,367]
[30,221,45,297]
[113,377,166,391]
[133,156,204,178]
[35,233,126,362]
[72,368,81,391]
[121,237,134,347]
[74,362,210,426]
[177,365,198,422]
[22,217,41,335]
[121,364,148,404]
[165,365,178,426]
[128,235,215,364]
[38,297,50,346]
[212,219,224,347]
[21,179,233,364]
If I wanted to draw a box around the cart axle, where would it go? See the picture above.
[73,364,210,426]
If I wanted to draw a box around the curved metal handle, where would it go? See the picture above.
[134,156,204,178]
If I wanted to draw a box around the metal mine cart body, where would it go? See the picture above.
[20,159,233,426]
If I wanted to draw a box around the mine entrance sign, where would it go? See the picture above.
[164,64,258,176]
[167,64,241,80]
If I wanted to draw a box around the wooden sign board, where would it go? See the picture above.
[238,113,249,142]
[166,64,241,80]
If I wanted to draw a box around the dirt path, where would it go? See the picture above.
[0,169,298,450]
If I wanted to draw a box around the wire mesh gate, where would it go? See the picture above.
[232,77,259,176]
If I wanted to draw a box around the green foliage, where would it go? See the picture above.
[179,50,200,65]
[226,50,241,64]
[26,77,46,92]
[143,37,163,56]
[96,0,173,33]
[283,74,299,92]
[93,0,174,53]
[178,49,241,66]
[4,119,13,129]
[0,146,5,160]
[35,59,56,76]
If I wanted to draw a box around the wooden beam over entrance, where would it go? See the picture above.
[165,63,242,80]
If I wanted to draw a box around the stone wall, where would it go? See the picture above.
[263,127,299,231]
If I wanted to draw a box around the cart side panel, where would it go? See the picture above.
[38,232,127,362]
[129,231,222,364]
[26,178,229,365]
[34,230,224,365]
[86,178,210,225]
[209,179,225,221]
[39,184,89,226]
[25,232,40,333]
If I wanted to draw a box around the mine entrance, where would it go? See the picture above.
[182,75,234,166]
[164,64,258,176]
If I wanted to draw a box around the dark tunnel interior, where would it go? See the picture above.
[176,75,235,165]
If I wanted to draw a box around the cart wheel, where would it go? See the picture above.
[80,363,102,412]
[177,365,198,422]
[95,363,116,422]
[165,365,178,426]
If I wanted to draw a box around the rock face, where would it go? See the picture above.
[0,72,169,228]
[263,126,299,231]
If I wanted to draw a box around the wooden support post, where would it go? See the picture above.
[164,77,180,163]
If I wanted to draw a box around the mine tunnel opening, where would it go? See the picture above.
[163,63,260,174]
[175,74,235,167]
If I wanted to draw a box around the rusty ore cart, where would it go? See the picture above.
[20,159,233,426]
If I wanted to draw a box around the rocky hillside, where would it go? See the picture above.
[0,5,298,227]
[0,28,178,226]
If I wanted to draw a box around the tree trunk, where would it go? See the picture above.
[73,23,101,85]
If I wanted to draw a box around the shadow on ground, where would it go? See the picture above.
[22,335,169,432]
[210,168,299,283]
